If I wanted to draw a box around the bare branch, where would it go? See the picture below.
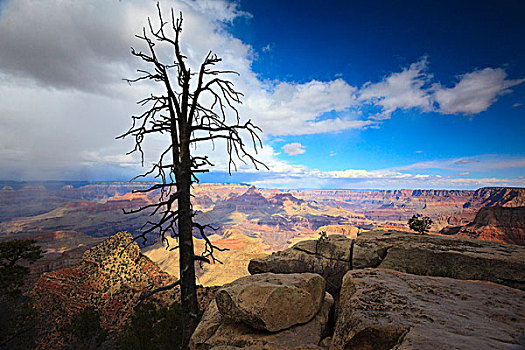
[136,280,181,306]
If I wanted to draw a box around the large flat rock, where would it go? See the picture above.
[249,231,525,295]
[354,230,525,290]
[331,268,525,350]
[216,273,325,332]
[248,235,352,295]
[190,293,333,350]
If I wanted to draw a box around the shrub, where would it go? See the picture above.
[408,215,433,234]
[62,307,108,350]
[117,302,183,350]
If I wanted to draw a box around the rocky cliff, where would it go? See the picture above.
[441,206,525,245]
[3,183,525,294]
[466,187,525,208]
[193,231,525,349]
[289,186,525,231]
[250,230,525,292]
[30,231,179,348]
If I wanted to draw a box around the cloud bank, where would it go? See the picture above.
[358,58,525,117]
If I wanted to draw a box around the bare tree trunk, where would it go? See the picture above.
[177,142,199,349]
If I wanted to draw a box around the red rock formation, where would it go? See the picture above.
[30,231,178,349]
[440,206,525,245]
[464,187,525,208]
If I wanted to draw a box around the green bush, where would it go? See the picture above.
[408,215,433,234]
[0,239,43,349]
[62,307,108,350]
[117,302,183,350]
[0,239,43,293]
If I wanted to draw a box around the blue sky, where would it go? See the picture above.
[0,0,524,189]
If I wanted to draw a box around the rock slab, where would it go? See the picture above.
[248,235,352,295]
[190,293,333,350]
[353,230,525,290]
[216,272,325,332]
[331,268,525,350]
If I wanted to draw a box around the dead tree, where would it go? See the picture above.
[118,4,266,347]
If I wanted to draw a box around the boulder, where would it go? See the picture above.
[248,235,352,295]
[331,268,525,350]
[216,273,325,332]
[353,230,525,290]
[190,293,333,350]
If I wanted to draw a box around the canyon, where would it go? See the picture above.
[0,182,524,287]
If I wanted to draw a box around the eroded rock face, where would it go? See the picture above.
[354,230,525,290]
[30,231,179,348]
[190,293,333,350]
[331,268,525,350]
[216,273,325,332]
[249,231,525,295]
[248,235,352,295]
[441,206,525,245]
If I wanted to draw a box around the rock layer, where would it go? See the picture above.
[441,206,525,245]
[331,268,525,350]
[30,231,178,348]
[216,273,325,332]
[250,231,525,293]
[354,230,525,290]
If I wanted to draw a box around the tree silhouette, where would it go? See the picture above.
[0,239,43,349]
[408,215,433,234]
[118,4,266,347]
[0,239,43,292]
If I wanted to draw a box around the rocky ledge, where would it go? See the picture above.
[441,206,525,245]
[250,230,525,292]
[332,268,525,349]
[235,230,525,349]
[248,234,352,295]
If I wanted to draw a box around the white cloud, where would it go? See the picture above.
[0,0,147,93]
[395,155,525,172]
[358,58,433,116]
[281,143,306,156]
[357,58,525,117]
[0,0,523,184]
[242,79,368,135]
[434,68,525,115]
[262,44,272,52]
[454,159,480,165]
[250,163,525,190]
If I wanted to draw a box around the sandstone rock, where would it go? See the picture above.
[441,206,525,245]
[331,268,525,350]
[190,293,333,350]
[216,273,325,332]
[353,230,525,290]
[248,235,352,295]
[249,231,525,294]
[30,231,179,348]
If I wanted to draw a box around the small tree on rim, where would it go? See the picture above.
[408,215,433,234]
[118,4,266,347]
